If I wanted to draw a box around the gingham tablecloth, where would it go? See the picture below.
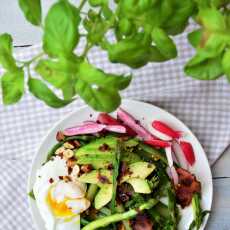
[1,27,230,230]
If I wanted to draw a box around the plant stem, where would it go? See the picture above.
[82,199,158,230]
[81,42,92,58]
[79,0,87,11]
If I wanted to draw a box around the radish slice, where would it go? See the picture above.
[180,141,196,166]
[172,141,188,170]
[170,166,179,185]
[152,121,182,139]
[97,113,121,125]
[165,147,179,185]
[98,112,136,136]
[63,123,106,136]
[117,108,153,140]
[166,167,171,178]
[171,151,179,165]
[104,125,126,133]
[150,127,172,141]
[165,147,173,167]
[145,139,170,148]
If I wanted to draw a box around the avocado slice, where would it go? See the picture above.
[77,153,114,169]
[127,178,152,194]
[94,184,113,209]
[121,151,141,164]
[75,136,117,157]
[121,162,155,183]
[78,169,112,186]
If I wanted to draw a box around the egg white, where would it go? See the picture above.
[33,156,90,230]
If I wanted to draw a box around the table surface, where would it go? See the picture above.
[1,1,230,229]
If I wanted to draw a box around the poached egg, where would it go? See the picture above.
[33,156,90,230]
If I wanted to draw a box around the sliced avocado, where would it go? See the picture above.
[123,138,139,148]
[77,153,114,169]
[78,169,112,186]
[94,184,113,209]
[75,136,117,157]
[127,178,151,194]
[121,151,141,164]
[121,161,155,183]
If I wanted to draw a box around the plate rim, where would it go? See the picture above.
[27,99,213,230]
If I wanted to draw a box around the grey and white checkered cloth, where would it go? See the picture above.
[1,26,230,230]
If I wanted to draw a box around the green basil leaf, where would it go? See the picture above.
[75,79,121,112]
[151,28,177,59]
[43,0,80,57]
[107,33,152,68]
[35,58,78,89]
[189,33,227,64]
[85,11,109,45]
[28,78,73,108]
[149,0,173,27]
[162,0,195,35]
[199,8,226,32]
[148,46,170,62]
[222,50,230,82]
[188,29,203,48]
[101,4,113,20]
[18,0,42,26]
[78,62,132,90]
[184,54,223,80]
[0,33,17,71]
[1,68,24,105]
[117,18,133,36]
[89,0,106,7]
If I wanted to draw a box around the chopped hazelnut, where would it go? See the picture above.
[81,164,93,173]
[67,159,76,168]
[55,147,65,155]
[64,142,75,149]
[63,149,74,159]
[56,131,65,142]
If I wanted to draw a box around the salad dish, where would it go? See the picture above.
[28,100,212,230]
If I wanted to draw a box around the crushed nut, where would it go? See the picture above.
[63,176,71,182]
[81,164,93,173]
[73,140,81,148]
[56,131,65,142]
[55,147,65,155]
[63,149,74,159]
[64,142,75,149]
[67,159,76,168]
[71,165,80,181]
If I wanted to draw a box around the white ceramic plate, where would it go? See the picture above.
[28,99,213,230]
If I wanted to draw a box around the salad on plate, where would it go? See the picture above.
[30,108,209,230]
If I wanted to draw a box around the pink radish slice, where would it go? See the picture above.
[166,167,179,185]
[84,121,127,134]
[150,127,172,141]
[63,123,106,136]
[172,140,188,170]
[98,113,136,136]
[170,166,179,185]
[117,108,153,140]
[104,125,126,133]
[152,121,182,139]
[180,141,196,166]
[165,147,173,167]
[145,139,170,148]
[165,147,179,185]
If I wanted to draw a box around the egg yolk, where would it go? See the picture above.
[46,190,74,218]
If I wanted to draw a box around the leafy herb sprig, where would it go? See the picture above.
[0,0,230,112]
